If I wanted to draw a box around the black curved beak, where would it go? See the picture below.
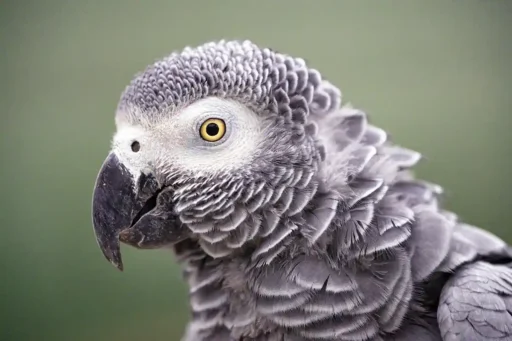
[92,153,188,271]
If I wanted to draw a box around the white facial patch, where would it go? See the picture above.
[111,124,155,181]
[156,97,263,173]
[113,97,265,179]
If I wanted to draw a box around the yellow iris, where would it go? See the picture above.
[199,118,226,142]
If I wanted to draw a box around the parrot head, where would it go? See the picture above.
[92,40,333,270]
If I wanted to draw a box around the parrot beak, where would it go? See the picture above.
[92,153,188,271]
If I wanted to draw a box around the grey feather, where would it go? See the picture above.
[107,40,512,341]
[438,262,512,341]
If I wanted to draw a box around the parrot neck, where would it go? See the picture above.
[172,183,422,341]
[173,236,294,339]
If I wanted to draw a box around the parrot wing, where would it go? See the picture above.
[438,261,512,341]
[435,221,512,341]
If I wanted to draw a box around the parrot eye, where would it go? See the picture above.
[199,118,226,142]
[131,141,140,153]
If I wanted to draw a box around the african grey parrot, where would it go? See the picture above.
[91,40,512,341]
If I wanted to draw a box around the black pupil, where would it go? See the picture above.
[206,123,219,136]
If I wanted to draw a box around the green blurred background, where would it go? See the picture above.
[1,1,511,340]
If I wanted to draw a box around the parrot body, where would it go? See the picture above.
[92,40,512,341]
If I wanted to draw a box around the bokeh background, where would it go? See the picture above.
[1,1,511,340]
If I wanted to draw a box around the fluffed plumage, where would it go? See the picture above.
[92,40,512,341]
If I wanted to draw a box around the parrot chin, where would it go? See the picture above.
[92,153,188,271]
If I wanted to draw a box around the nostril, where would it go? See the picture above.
[131,141,140,152]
